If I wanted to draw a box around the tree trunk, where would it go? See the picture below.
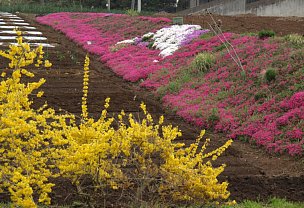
[137,0,141,13]
[107,0,111,11]
[131,0,135,10]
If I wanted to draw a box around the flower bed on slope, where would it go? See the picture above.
[37,13,304,156]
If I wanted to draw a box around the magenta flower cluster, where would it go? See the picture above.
[37,13,303,156]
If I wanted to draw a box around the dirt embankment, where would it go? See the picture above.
[157,13,304,36]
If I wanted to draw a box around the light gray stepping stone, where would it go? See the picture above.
[0,36,47,40]
[0,26,36,29]
[4,16,22,19]
[6,19,25,22]
[5,22,30,25]
[0,31,42,35]
[0,42,56,48]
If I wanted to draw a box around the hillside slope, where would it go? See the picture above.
[37,12,304,156]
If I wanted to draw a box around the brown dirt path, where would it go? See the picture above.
[1,13,303,204]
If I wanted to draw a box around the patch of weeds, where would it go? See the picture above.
[110,43,129,52]
[238,136,249,143]
[277,89,294,99]
[69,51,78,64]
[195,109,203,118]
[156,86,167,99]
[265,68,277,82]
[148,41,155,49]
[241,32,257,37]
[258,30,275,39]
[216,91,229,101]
[56,51,65,61]
[190,83,197,89]
[125,9,139,16]
[254,91,268,102]
[192,52,216,72]
[200,33,213,40]
[207,108,220,126]
[171,106,179,113]
[186,97,203,105]
[240,70,247,81]
[142,35,153,42]
[215,43,226,52]
[294,82,304,91]
[167,72,192,94]
[268,197,304,208]
[290,50,304,61]
[284,33,304,48]
[158,68,169,76]
[271,60,288,68]
[158,66,200,95]
[241,200,264,208]
[151,68,169,81]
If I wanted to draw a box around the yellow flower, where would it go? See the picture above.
[44,60,52,68]
[37,91,44,97]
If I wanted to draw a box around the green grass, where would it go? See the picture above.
[0,203,70,208]
[178,198,304,208]
[2,198,303,208]
[225,198,304,208]
[0,3,118,14]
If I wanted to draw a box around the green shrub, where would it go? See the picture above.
[192,52,216,72]
[265,68,277,82]
[258,30,275,39]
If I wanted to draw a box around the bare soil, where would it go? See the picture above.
[157,13,304,36]
[0,13,303,205]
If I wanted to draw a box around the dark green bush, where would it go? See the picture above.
[265,68,277,82]
[258,30,275,39]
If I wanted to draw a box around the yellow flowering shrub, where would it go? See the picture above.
[0,32,234,207]
[57,58,234,205]
[0,31,68,208]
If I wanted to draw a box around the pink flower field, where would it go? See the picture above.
[37,13,304,156]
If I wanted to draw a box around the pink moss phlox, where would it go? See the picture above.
[280,91,304,110]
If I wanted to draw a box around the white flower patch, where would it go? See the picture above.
[152,25,201,57]
[116,24,203,57]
